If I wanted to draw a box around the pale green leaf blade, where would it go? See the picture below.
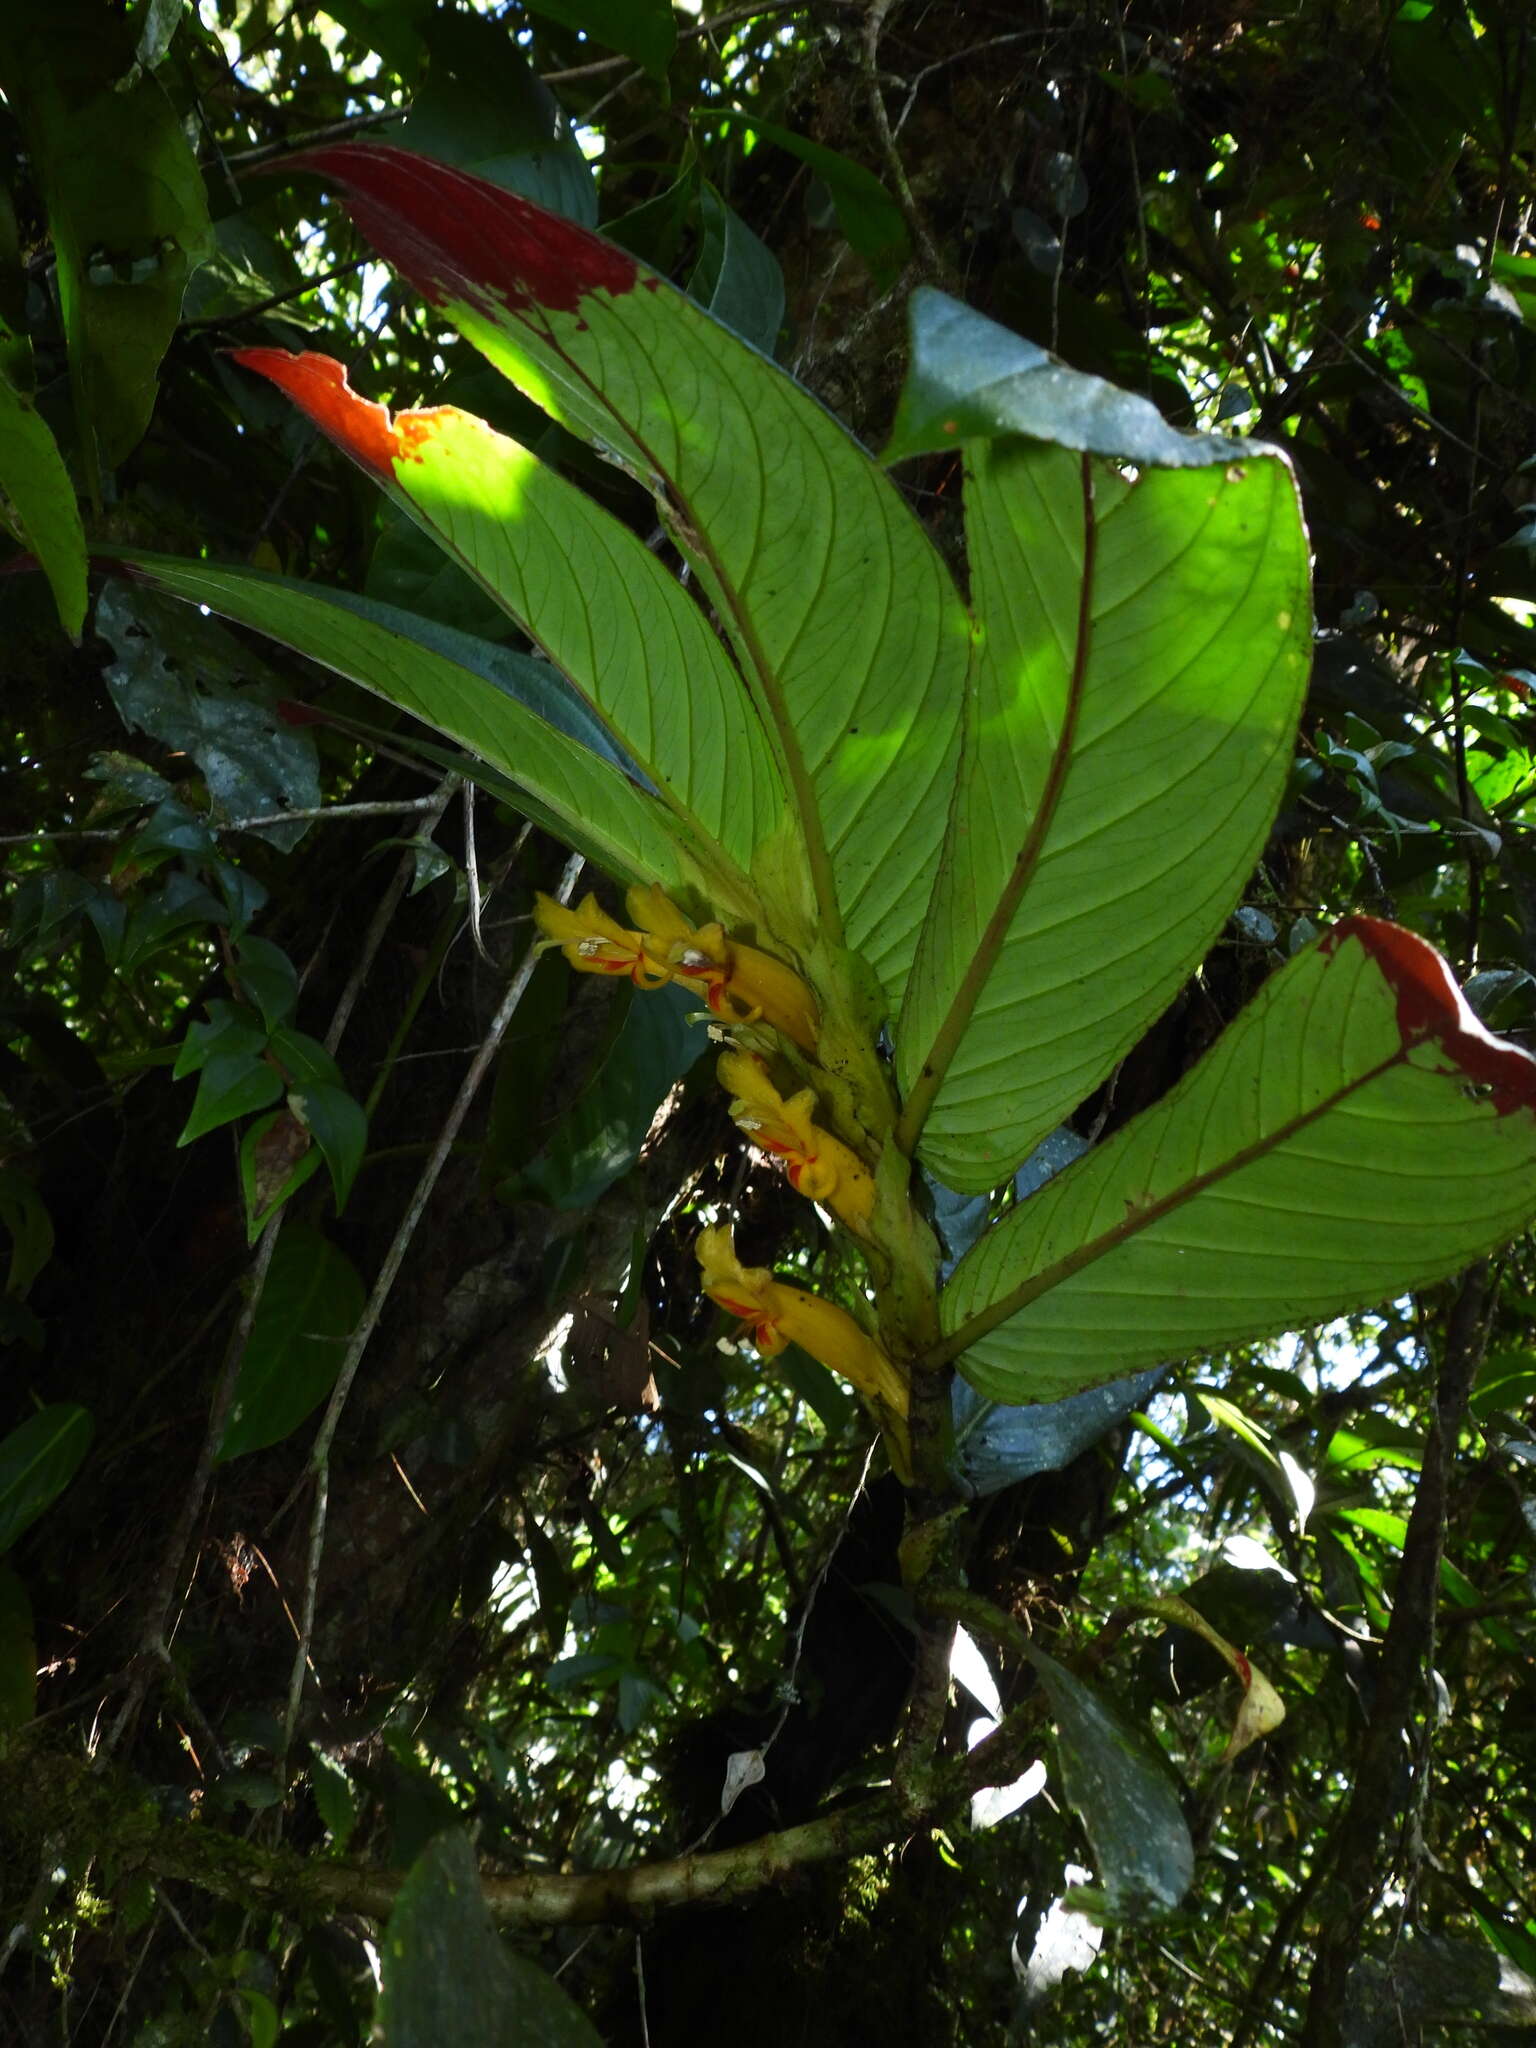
[898,440,1311,1191]
[278,143,971,1001]
[942,918,1536,1404]
[228,348,786,892]
[0,367,86,637]
[109,551,689,892]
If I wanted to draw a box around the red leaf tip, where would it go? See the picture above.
[279,142,641,318]
[230,348,400,476]
[1326,915,1536,1117]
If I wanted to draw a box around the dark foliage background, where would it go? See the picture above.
[3,2,1536,2042]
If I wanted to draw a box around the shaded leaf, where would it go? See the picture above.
[177,1047,283,1146]
[216,1227,364,1463]
[0,0,212,477]
[1029,1647,1193,1919]
[0,1565,36,1730]
[720,116,909,289]
[111,551,687,893]
[522,0,675,79]
[0,1404,93,1554]
[943,919,1536,1402]
[885,287,1252,467]
[0,362,86,637]
[688,181,784,355]
[378,1829,601,2046]
[289,1081,368,1212]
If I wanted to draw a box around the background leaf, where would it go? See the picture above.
[216,1228,365,1463]
[0,1404,92,1554]
[378,1829,601,2046]
[0,364,86,637]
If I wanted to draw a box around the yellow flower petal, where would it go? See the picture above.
[717,1052,875,1235]
[533,892,673,988]
[625,889,819,1051]
[695,1227,905,1415]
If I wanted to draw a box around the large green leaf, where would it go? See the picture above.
[0,363,86,638]
[273,143,971,1000]
[942,918,1536,1404]
[379,1829,601,2047]
[228,348,785,892]
[109,552,688,894]
[896,435,1310,1190]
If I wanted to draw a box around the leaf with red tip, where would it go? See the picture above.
[227,348,785,894]
[277,142,971,1001]
[943,917,1536,1403]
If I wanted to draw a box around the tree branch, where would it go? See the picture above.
[1299,1264,1491,2046]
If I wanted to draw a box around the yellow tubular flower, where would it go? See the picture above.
[626,884,820,1053]
[696,1226,908,1419]
[717,1050,876,1236]
[533,892,673,988]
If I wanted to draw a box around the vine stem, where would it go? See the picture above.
[281,851,585,1757]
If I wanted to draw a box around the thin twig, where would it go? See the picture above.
[863,0,945,281]
[281,851,585,1755]
[0,793,452,850]
[324,773,459,1056]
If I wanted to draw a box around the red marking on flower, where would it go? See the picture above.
[1324,915,1536,1116]
[714,1293,764,1321]
[1234,1651,1253,1688]
[280,143,641,320]
[1361,213,1382,231]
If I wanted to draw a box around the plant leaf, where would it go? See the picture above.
[0,0,212,479]
[688,180,784,355]
[0,1404,93,1554]
[228,349,785,894]
[942,918,1536,1403]
[379,1829,602,2047]
[0,363,86,637]
[1029,1648,1193,1919]
[108,551,689,893]
[521,0,675,80]
[897,437,1310,1190]
[718,116,909,290]
[885,287,1253,467]
[274,143,970,1001]
[217,1227,365,1463]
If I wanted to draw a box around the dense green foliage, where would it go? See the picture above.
[4,3,1536,2044]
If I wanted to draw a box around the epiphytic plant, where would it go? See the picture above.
[116,144,1536,1503]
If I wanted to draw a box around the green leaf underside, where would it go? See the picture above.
[943,918,1536,1404]
[1029,1647,1193,1918]
[283,143,971,1000]
[0,370,87,636]
[109,551,686,892]
[217,1227,365,1463]
[899,441,1311,1192]
[228,350,784,891]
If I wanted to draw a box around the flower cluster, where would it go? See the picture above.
[533,885,818,1051]
[695,1226,907,1420]
[716,1049,874,1236]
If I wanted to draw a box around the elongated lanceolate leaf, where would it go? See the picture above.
[0,367,86,637]
[898,438,1310,1190]
[275,143,971,998]
[228,350,785,893]
[942,918,1536,1404]
[0,1404,92,1554]
[110,550,687,892]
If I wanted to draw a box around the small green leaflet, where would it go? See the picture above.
[0,1404,93,1553]
[217,1226,365,1463]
